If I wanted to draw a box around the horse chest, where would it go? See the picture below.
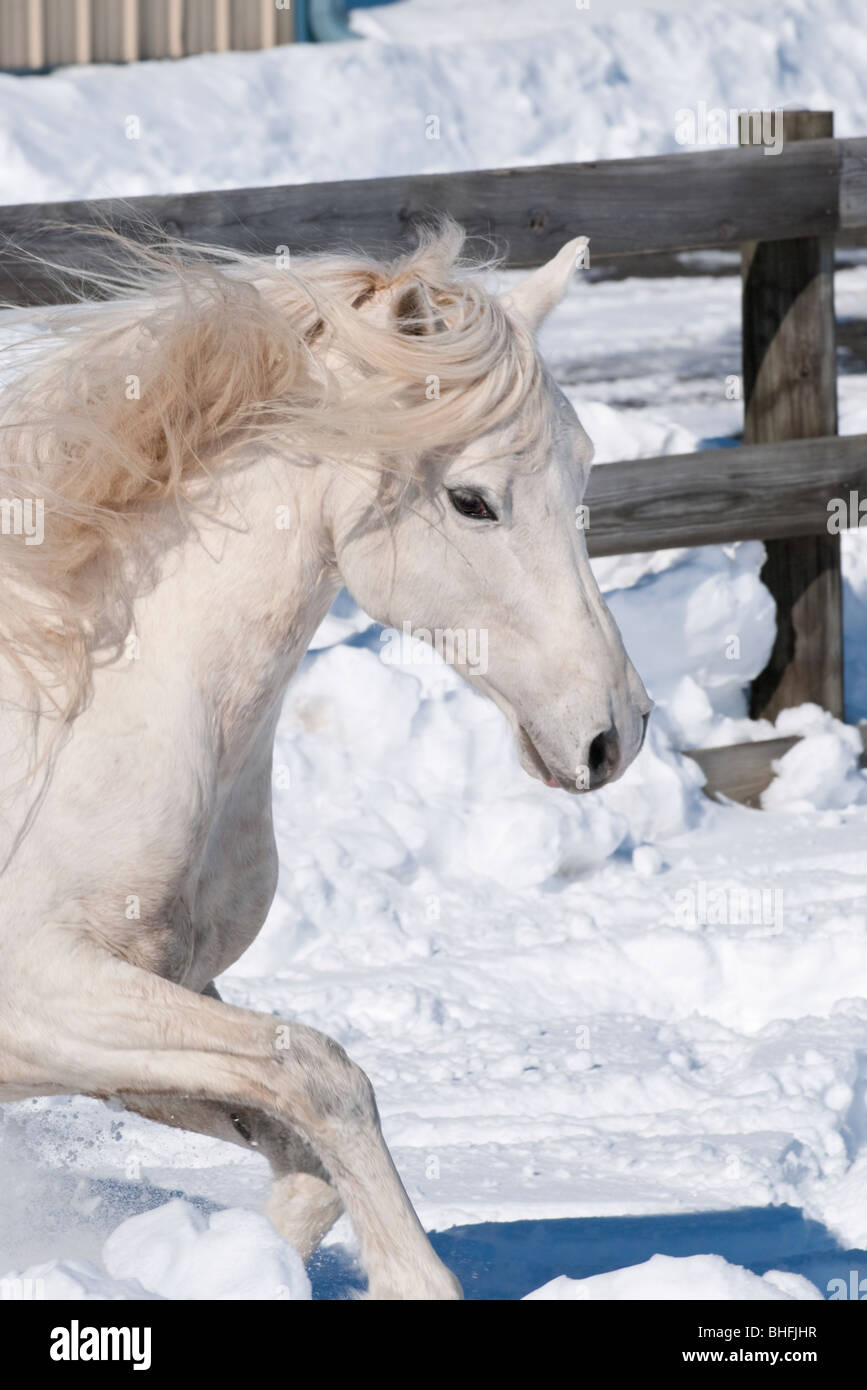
[181,748,280,989]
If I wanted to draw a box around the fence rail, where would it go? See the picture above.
[3,136,867,303]
[584,434,867,558]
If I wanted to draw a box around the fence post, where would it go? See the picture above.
[741,110,842,721]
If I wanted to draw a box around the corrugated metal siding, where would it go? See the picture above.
[0,0,294,68]
[44,0,92,66]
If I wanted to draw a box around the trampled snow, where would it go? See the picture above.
[1,0,867,1302]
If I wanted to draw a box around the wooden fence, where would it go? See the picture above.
[3,130,867,294]
[1,109,865,804]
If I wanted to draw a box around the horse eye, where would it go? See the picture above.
[448,489,498,521]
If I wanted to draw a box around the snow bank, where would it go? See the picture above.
[103,1201,310,1300]
[0,1258,157,1301]
[762,712,867,813]
[2,0,867,204]
[3,1202,311,1301]
[524,1253,823,1300]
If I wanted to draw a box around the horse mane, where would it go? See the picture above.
[0,218,548,728]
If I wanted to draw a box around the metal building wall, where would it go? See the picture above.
[0,0,294,69]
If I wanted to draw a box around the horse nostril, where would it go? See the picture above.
[587,725,619,785]
[639,709,650,749]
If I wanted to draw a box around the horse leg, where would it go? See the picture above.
[203,980,346,1255]
[7,927,460,1300]
[120,1092,344,1261]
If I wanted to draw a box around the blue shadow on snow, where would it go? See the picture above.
[309,1206,867,1301]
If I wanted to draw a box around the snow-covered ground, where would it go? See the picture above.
[3,0,867,202]
[2,0,867,1301]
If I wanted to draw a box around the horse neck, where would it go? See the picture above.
[140,450,341,773]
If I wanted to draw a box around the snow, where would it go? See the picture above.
[1,1259,159,1302]
[762,718,867,813]
[3,0,867,204]
[4,1202,311,1300]
[2,0,867,1301]
[102,1202,311,1301]
[523,1254,823,1300]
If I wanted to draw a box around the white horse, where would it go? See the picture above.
[0,223,649,1299]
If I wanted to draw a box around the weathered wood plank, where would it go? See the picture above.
[0,137,854,306]
[840,137,867,232]
[740,113,842,721]
[582,433,867,557]
[681,736,801,808]
[682,725,867,808]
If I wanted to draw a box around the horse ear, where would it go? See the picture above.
[502,237,588,331]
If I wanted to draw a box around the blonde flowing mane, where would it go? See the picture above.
[0,221,548,727]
